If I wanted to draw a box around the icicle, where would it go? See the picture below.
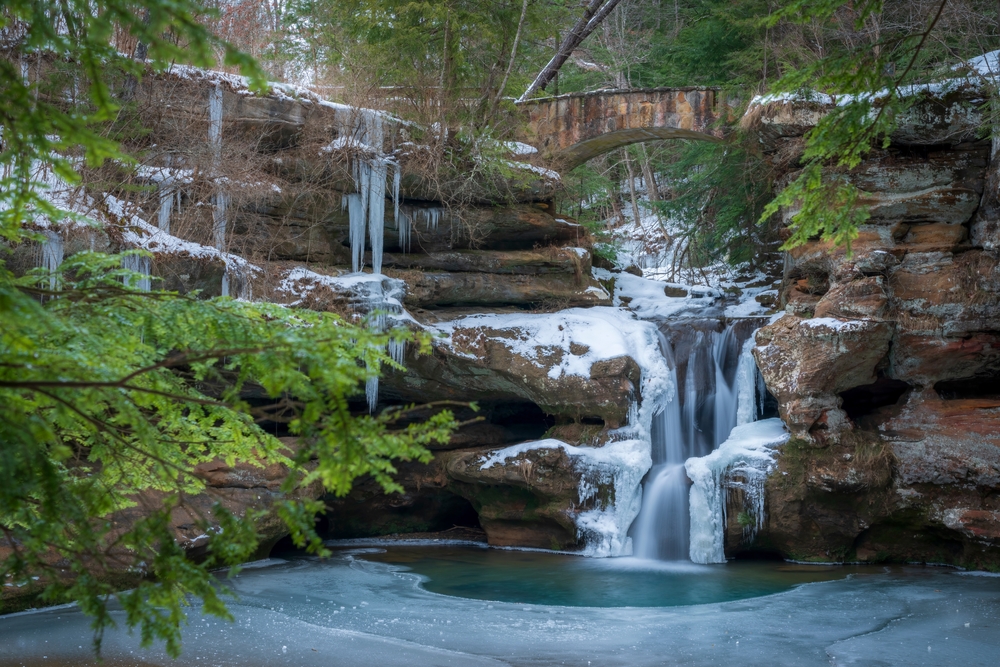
[392,163,401,228]
[208,83,223,155]
[368,160,387,274]
[121,252,151,292]
[212,192,228,250]
[346,193,366,272]
[422,208,441,231]
[397,208,411,253]
[38,230,63,291]
[365,374,379,413]
[388,337,406,365]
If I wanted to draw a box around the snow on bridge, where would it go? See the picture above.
[518,87,729,171]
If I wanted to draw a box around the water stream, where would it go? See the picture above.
[631,320,763,562]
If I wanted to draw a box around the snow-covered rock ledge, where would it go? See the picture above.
[462,436,652,557]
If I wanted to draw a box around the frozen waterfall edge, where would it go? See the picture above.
[685,418,789,564]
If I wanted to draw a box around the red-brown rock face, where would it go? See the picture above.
[741,90,1000,569]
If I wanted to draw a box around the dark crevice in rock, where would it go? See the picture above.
[839,376,911,422]
[934,372,1000,399]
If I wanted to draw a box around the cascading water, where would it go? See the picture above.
[631,320,764,561]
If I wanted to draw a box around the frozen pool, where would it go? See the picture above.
[1,545,998,666]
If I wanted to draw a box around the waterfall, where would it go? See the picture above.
[631,321,765,561]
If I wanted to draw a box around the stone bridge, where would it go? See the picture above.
[518,87,728,171]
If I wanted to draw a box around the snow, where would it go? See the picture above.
[800,316,867,331]
[505,160,561,181]
[685,418,789,564]
[748,79,972,110]
[322,136,380,156]
[961,50,1000,79]
[503,141,538,156]
[113,198,258,277]
[595,268,722,319]
[276,267,405,313]
[434,307,670,387]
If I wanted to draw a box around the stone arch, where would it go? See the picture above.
[555,127,723,171]
[518,87,727,171]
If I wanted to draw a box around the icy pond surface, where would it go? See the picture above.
[361,545,864,607]
[2,546,999,667]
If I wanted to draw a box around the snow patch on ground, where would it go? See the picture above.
[503,141,538,156]
[685,418,789,564]
[594,267,722,319]
[112,197,259,276]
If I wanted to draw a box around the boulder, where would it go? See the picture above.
[445,445,589,550]
[382,309,663,428]
[754,315,894,441]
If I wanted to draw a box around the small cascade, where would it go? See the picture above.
[631,320,766,561]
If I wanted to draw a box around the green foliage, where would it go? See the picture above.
[654,137,777,268]
[284,0,567,125]
[1,251,455,653]
[756,0,981,251]
[0,0,458,657]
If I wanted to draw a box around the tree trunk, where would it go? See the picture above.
[517,0,625,102]
[491,0,531,114]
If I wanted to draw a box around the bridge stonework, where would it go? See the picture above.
[518,87,726,171]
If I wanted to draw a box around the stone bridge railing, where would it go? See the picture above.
[518,87,728,171]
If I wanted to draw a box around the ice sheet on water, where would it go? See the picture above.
[685,418,789,564]
[6,550,999,667]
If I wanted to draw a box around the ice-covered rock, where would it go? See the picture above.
[685,418,789,564]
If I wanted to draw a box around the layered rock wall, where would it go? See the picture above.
[742,86,1000,569]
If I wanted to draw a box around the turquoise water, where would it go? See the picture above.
[360,545,875,607]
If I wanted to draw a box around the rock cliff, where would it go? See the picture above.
[738,83,1000,569]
